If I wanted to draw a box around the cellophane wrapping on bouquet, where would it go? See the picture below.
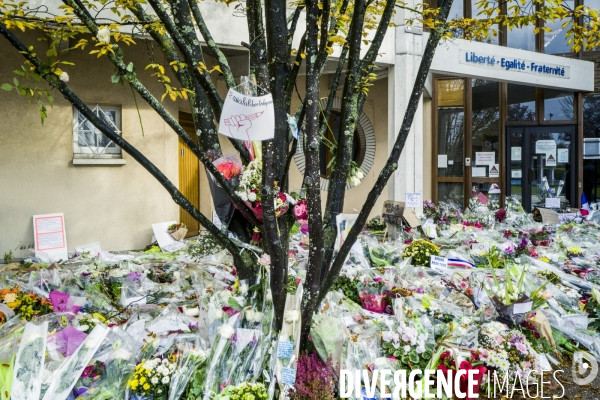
[11,321,48,400]
[0,333,17,400]
[75,327,139,400]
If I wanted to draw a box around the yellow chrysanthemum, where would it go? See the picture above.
[143,383,150,391]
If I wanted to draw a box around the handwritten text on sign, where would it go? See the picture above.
[218,89,275,141]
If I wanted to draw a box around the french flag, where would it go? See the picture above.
[582,192,591,215]
[447,258,477,268]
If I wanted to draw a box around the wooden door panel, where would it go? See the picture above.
[178,112,200,237]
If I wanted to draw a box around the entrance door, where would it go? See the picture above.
[178,112,200,237]
[506,125,577,211]
[435,78,501,208]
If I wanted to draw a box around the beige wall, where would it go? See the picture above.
[0,31,389,257]
[0,32,180,255]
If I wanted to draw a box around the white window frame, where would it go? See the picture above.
[72,105,123,161]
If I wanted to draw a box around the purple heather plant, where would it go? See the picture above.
[289,352,337,400]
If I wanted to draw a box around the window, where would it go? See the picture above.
[319,111,361,178]
[73,105,123,163]
[543,89,574,121]
[544,0,575,54]
[507,84,536,121]
[507,24,536,51]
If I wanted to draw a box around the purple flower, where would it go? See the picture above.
[127,272,142,281]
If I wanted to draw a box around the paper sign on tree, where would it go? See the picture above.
[218,89,275,141]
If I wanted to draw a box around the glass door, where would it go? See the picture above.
[507,125,577,211]
[435,78,502,207]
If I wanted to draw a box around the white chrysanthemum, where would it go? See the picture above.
[151,377,159,384]
[97,27,111,43]
[218,324,235,339]
[76,324,89,332]
[162,376,170,384]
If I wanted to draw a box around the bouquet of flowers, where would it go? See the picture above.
[380,319,434,373]
[0,286,54,324]
[167,223,188,241]
[214,382,268,400]
[357,277,388,313]
[402,239,440,267]
[436,349,487,400]
[128,356,177,400]
[235,159,289,221]
[347,161,365,187]
[529,227,552,246]
[478,321,539,380]
[213,154,242,183]
[203,316,241,399]
[484,265,545,324]
[74,327,137,400]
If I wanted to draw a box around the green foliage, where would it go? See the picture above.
[188,230,225,260]
[214,382,268,400]
[3,250,12,264]
[330,275,360,304]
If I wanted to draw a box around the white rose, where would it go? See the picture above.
[239,283,249,295]
[252,311,263,322]
[213,309,225,320]
[97,27,111,43]
[238,191,248,201]
[59,71,69,83]
[356,170,364,180]
[217,324,235,339]
[245,309,255,321]
[350,177,360,186]
[113,348,132,360]
[248,192,257,202]
[183,307,199,316]
[76,324,90,332]
[220,291,231,302]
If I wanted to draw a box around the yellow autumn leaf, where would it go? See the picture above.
[329,35,346,44]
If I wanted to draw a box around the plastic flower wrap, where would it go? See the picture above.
[0,286,54,323]
[402,239,440,267]
[203,313,241,399]
[364,235,403,267]
[357,277,388,314]
[41,324,109,400]
[11,321,48,400]
[0,334,16,400]
[435,349,487,400]
[75,327,138,400]
[214,381,268,400]
[213,154,242,183]
[128,356,177,399]
[478,321,539,380]
[379,317,434,372]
